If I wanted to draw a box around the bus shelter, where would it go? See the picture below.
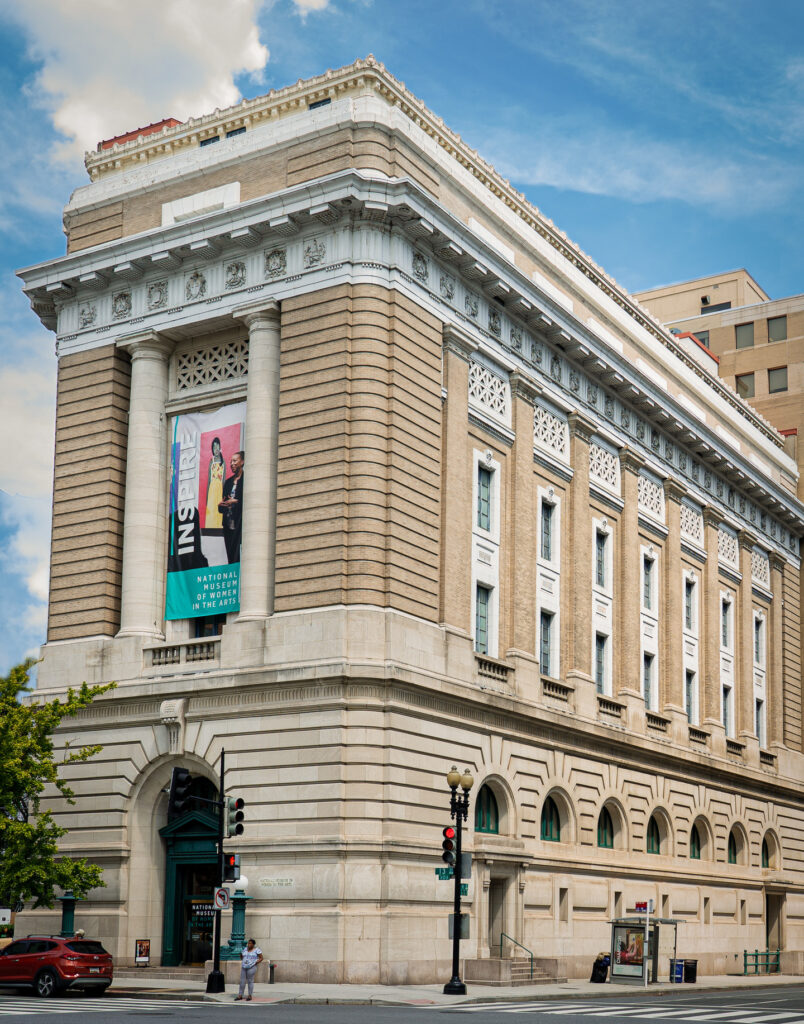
[610,916,679,985]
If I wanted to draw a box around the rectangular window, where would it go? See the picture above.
[643,653,654,709]
[539,611,553,676]
[721,600,730,648]
[735,372,755,399]
[475,585,490,654]
[643,557,653,610]
[756,698,765,748]
[768,315,787,342]
[735,322,755,349]
[308,97,332,110]
[225,126,246,138]
[768,366,788,393]
[754,618,763,664]
[695,329,710,348]
[684,579,694,631]
[685,670,695,722]
[541,502,553,562]
[477,466,492,531]
[199,135,220,147]
[723,685,732,736]
[701,300,731,314]
[595,531,607,588]
[595,633,607,693]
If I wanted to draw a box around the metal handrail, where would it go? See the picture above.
[743,948,780,975]
[499,932,533,979]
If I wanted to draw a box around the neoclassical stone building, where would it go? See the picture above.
[17,57,804,982]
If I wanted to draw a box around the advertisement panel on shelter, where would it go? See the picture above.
[165,402,246,620]
[612,925,644,978]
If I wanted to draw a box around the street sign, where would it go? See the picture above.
[214,887,231,909]
[435,867,454,880]
[635,901,647,912]
[460,884,468,896]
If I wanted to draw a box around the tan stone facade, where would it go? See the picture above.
[17,58,804,983]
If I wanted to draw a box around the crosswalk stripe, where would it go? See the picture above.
[733,1016,804,1024]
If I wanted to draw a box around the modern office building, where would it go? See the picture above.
[17,58,804,982]
[635,271,803,501]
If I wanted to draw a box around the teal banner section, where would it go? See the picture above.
[165,565,240,620]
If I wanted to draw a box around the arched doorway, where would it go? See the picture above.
[159,777,219,966]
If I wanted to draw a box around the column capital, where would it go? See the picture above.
[769,552,787,574]
[116,330,172,360]
[442,323,478,362]
[738,529,758,552]
[702,506,724,530]
[619,446,644,475]
[232,298,280,329]
[663,478,686,504]
[509,371,540,406]
[567,411,596,443]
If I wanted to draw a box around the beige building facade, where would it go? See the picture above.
[17,58,804,983]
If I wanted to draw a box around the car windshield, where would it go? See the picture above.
[65,941,108,954]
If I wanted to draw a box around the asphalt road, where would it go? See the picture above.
[0,986,803,1023]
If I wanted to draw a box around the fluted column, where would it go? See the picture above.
[661,480,685,715]
[617,448,644,696]
[506,372,540,658]
[439,325,477,633]
[117,331,173,639]
[564,412,596,680]
[768,553,786,748]
[701,507,724,726]
[233,300,281,619]
[737,530,757,739]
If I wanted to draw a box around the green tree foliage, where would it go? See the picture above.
[0,659,115,909]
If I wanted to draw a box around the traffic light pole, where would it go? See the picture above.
[444,777,471,996]
[206,748,226,994]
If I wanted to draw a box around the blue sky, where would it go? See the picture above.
[0,0,802,675]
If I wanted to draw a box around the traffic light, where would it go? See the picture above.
[226,796,246,837]
[167,767,193,819]
[441,825,456,866]
[223,852,241,882]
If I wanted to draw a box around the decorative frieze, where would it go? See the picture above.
[638,474,665,521]
[590,442,620,492]
[147,280,169,309]
[468,360,508,420]
[185,271,207,301]
[534,404,569,461]
[112,291,132,319]
[225,261,246,289]
[412,252,428,282]
[303,237,326,268]
[265,248,287,278]
[175,339,249,392]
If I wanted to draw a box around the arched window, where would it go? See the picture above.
[646,815,661,855]
[690,824,701,860]
[728,830,738,864]
[541,796,560,842]
[474,785,499,834]
[597,807,614,848]
[761,838,770,868]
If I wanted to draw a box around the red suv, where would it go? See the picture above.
[0,936,113,997]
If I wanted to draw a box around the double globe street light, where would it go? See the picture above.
[443,765,474,996]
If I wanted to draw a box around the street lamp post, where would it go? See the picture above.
[443,765,474,996]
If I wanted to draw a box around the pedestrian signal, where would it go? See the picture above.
[441,825,456,866]
[223,852,240,882]
[226,796,246,837]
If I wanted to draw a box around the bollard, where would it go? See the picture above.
[269,963,276,984]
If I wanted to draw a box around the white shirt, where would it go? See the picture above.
[241,946,262,969]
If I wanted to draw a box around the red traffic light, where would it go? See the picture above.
[442,825,456,865]
[443,826,456,840]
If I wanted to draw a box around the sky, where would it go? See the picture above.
[0,0,802,675]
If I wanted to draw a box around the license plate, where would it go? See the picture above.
[89,968,100,974]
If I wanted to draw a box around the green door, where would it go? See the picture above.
[159,810,218,966]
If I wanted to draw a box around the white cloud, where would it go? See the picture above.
[0,491,51,672]
[6,0,271,161]
[293,0,331,16]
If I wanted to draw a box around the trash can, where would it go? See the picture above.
[683,959,698,983]
[669,959,683,983]
[590,953,610,983]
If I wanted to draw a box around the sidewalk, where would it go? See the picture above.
[107,972,804,1005]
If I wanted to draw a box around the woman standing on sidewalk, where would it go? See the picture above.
[235,939,263,1001]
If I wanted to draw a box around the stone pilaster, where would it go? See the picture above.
[232,300,281,620]
[768,552,786,748]
[661,480,686,738]
[617,448,643,697]
[116,331,172,640]
[737,530,757,742]
[505,372,540,679]
[701,507,724,739]
[439,325,477,636]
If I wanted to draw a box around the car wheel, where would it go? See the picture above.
[34,969,60,998]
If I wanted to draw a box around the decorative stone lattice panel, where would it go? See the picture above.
[534,404,569,461]
[638,475,665,521]
[176,340,249,391]
[751,549,770,588]
[589,442,620,492]
[680,503,704,544]
[468,361,509,420]
[718,528,738,569]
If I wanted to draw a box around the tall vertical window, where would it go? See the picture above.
[756,698,765,748]
[595,531,607,587]
[597,807,614,848]
[539,611,553,676]
[475,585,490,654]
[735,322,755,349]
[728,831,738,864]
[721,599,730,648]
[684,579,695,630]
[685,670,695,722]
[474,785,499,834]
[646,816,661,855]
[541,502,553,561]
[477,466,492,531]
[723,685,732,736]
[643,556,653,610]
[761,838,770,868]
[595,633,607,693]
[643,653,654,709]
[754,617,764,664]
[690,824,701,860]
[540,796,561,842]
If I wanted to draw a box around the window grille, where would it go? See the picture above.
[680,504,703,543]
[589,442,619,491]
[176,340,249,391]
[638,474,664,519]
[718,528,738,569]
[751,549,770,587]
[468,361,509,420]
[534,405,569,460]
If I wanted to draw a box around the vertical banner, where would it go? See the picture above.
[166,402,246,620]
